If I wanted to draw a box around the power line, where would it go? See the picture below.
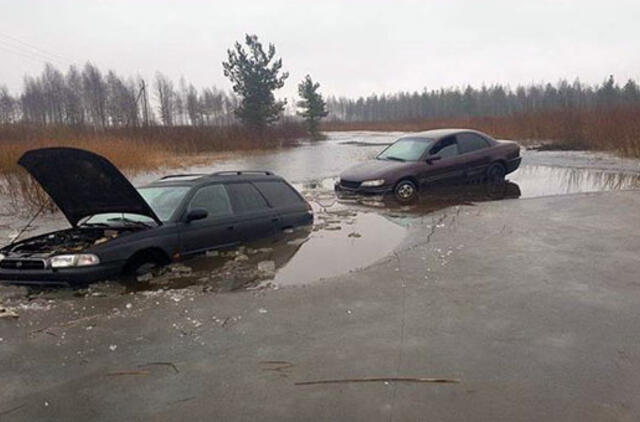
[0,43,63,67]
[0,40,70,68]
[0,31,73,64]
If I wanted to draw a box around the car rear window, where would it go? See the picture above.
[254,181,303,208]
[225,182,270,213]
[457,133,490,154]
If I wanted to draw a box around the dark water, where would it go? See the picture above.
[126,132,640,291]
[5,131,640,297]
[137,131,640,198]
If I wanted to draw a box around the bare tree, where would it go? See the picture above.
[21,75,46,124]
[0,85,17,123]
[82,63,107,127]
[154,72,175,126]
[105,71,139,127]
[64,65,85,125]
[185,84,203,125]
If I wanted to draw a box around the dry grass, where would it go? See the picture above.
[0,123,306,213]
[322,106,640,158]
[0,123,306,174]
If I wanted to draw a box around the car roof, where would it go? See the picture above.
[402,128,494,141]
[142,171,286,188]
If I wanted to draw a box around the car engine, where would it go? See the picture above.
[4,227,138,258]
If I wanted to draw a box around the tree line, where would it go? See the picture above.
[325,76,640,122]
[2,33,639,134]
[0,63,239,127]
[0,34,328,137]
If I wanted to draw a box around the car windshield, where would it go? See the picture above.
[377,137,434,161]
[137,186,190,221]
[82,186,190,225]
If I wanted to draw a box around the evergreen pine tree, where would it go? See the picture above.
[296,75,328,138]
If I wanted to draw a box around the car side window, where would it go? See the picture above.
[429,136,458,158]
[225,182,270,213]
[188,184,233,218]
[457,133,490,154]
[253,181,303,208]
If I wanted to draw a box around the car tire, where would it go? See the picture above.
[123,251,168,280]
[132,261,160,276]
[394,179,418,204]
[486,162,507,184]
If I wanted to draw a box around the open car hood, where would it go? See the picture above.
[18,147,162,227]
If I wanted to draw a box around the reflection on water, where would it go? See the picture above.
[332,181,521,214]
[124,209,405,291]
[510,165,640,197]
[272,212,405,286]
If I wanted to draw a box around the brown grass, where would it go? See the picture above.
[0,123,306,213]
[322,106,640,158]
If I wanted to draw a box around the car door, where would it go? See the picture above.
[419,136,467,187]
[253,180,311,229]
[456,133,493,182]
[225,182,279,242]
[179,183,239,256]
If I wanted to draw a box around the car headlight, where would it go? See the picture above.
[361,179,385,187]
[0,253,5,262]
[49,254,100,268]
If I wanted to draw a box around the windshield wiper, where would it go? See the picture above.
[383,156,406,162]
[106,217,152,228]
[79,222,110,228]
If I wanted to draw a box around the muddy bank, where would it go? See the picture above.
[2,190,640,420]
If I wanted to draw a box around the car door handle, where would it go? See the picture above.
[271,217,280,223]
[226,225,235,231]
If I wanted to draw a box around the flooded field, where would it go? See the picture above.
[2,131,640,302]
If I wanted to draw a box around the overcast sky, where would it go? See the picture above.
[1,0,639,100]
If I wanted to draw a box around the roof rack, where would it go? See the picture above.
[159,173,207,180]
[210,170,274,176]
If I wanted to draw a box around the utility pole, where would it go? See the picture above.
[136,80,149,126]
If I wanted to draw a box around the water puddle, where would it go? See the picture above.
[272,212,404,286]
[127,208,405,291]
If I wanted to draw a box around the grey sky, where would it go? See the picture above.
[1,0,639,100]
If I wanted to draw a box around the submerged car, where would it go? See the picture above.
[335,128,521,203]
[0,148,313,285]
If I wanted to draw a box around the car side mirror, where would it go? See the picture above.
[185,208,208,223]
[426,156,442,164]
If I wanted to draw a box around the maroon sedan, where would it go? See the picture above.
[335,128,521,203]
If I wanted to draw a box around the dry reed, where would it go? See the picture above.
[322,106,640,158]
[0,123,306,213]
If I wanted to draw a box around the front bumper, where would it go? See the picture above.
[0,261,124,285]
[506,157,522,174]
[334,181,392,196]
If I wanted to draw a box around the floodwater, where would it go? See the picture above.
[2,131,640,297]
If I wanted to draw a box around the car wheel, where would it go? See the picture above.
[133,261,160,276]
[394,180,418,204]
[486,162,506,184]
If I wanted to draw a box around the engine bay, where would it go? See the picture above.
[4,226,140,258]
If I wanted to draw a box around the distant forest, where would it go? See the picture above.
[325,76,640,122]
[1,63,639,127]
